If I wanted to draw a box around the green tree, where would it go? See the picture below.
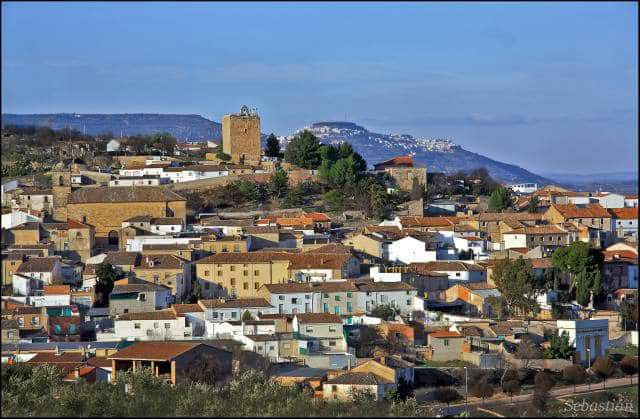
[323,190,345,211]
[370,303,397,320]
[215,148,232,161]
[269,167,289,199]
[242,310,254,322]
[544,331,574,360]
[237,180,257,202]
[265,133,282,158]
[552,241,603,303]
[488,186,512,211]
[592,356,615,388]
[95,263,117,307]
[527,196,540,213]
[492,258,539,318]
[282,186,304,208]
[283,130,322,169]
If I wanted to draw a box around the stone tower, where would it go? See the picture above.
[221,106,261,165]
[51,169,72,221]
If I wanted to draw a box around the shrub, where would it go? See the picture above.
[619,356,638,384]
[562,364,586,391]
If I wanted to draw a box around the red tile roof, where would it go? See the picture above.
[43,285,71,295]
[608,207,638,220]
[551,203,611,218]
[429,331,463,338]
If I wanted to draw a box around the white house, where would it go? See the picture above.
[556,319,609,365]
[293,313,347,353]
[453,236,488,260]
[14,257,63,290]
[408,261,486,285]
[109,176,166,187]
[624,195,638,208]
[509,183,538,194]
[237,334,283,362]
[198,298,276,322]
[206,319,276,339]
[1,180,19,206]
[354,281,420,315]
[593,193,625,209]
[1,209,43,230]
[149,218,184,235]
[259,283,319,315]
[386,235,437,264]
[106,139,121,152]
[125,236,199,252]
[104,310,190,341]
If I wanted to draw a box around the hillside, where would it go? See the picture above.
[283,122,554,185]
[1,113,222,141]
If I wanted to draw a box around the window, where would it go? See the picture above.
[278,295,285,300]
[323,293,329,298]
[335,295,340,302]
[254,283,259,290]
[204,270,210,276]
[230,278,236,286]
[406,300,411,306]
[305,294,311,299]
[31,317,39,325]
[124,309,129,313]
[323,303,328,313]
[329,326,336,332]
[134,323,141,329]
[234,245,240,252]
[164,323,171,329]
[154,322,159,328]
[256,346,263,351]
[455,272,460,277]
[334,306,340,315]
[444,339,449,346]
[17,317,24,327]
[269,345,275,351]
[306,327,313,333]
[346,302,352,312]
[243,282,248,290]
[329,341,336,346]
[230,266,235,271]
[346,292,352,298]
[332,385,337,392]
[217,270,222,276]
[171,226,175,231]
[68,324,77,334]
[153,275,159,283]
[139,293,146,301]
[243,270,249,276]
[53,324,62,334]
[232,312,238,319]
[254,270,259,276]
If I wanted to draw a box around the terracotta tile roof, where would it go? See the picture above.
[602,251,638,264]
[171,304,204,314]
[43,285,71,295]
[354,280,416,292]
[243,226,279,234]
[67,219,92,229]
[505,225,570,235]
[64,366,96,381]
[458,326,484,337]
[117,310,177,321]
[1,319,18,329]
[108,342,224,361]
[295,313,342,324]
[137,254,185,270]
[11,306,43,315]
[198,298,273,309]
[289,253,352,270]
[551,203,611,218]
[364,225,403,234]
[18,187,52,195]
[151,217,183,225]
[530,258,553,269]
[608,207,638,220]
[68,186,186,204]
[327,371,394,385]
[399,216,455,228]
[15,257,60,273]
[624,195,638,199]
[10,222,41,231]
[304,244,352,254]
[409,261,486,272]
[475,212,544,222]
[374,155,414,169]
[456,282,497,290]
[196,252,292,264]
[27,352,85,364]
[125,215,153,223]
[86,357,112,368]
[305,212,331,222]
[104,251,140,266]
[429,330,463,338]
[111,283,170,294]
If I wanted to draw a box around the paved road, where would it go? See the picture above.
[432,374,638,416]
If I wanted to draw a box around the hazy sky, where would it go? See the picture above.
[2,2,637,174]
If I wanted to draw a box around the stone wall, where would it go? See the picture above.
[222,114,261,165]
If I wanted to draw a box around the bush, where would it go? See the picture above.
[430,387,462,406]
[592,356,615,387]
[619,356,638,383]
[502,379,521,402]
[534,370,556,392]
[470,378,494,405]
[562,365,586,391]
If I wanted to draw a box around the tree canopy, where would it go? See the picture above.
[492,258,539,318]
[488,186,512,211]
[283,130,322,169]
[265,134,282,158]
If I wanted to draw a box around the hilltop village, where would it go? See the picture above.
[1,107,638,415]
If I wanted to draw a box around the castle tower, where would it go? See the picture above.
[221,106,261,165]
[51,169,72,221]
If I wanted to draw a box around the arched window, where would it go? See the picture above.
[53,324,62,334]
[58,176,65,186]
[68,324,77,334]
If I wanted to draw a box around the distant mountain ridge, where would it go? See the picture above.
[1,113,222,141]
[285,121,554,184]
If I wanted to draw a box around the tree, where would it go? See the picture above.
[562,364,586,392]
[216,148,232,161]
[186,279,203,303]
[544,331,574,360]
[502,379,521,403]
[323,190,345,212]
[265,133,282,158]
[592,356,615,388]
[283,130,322,169]
[282,186,304,208]
[492,258,539,318]
[430,387,461,414]
[269,167,289,199]
[486,296,507,320]
[526,196,540,213]
[619,356,638,384]
[95,263,117,307]
[470,378,494,405]
[534,370,555,393]
[488,187,512,211]
[516,337,543,369]
[551,241,603,303]
[619,294,638,330]
[370,304,397,321]
[531,389,549,414]
[242,310,254,322]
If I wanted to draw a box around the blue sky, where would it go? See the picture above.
[2,1,637,174]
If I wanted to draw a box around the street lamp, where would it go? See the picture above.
[464,366,468,414]
[587,348,591,390]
